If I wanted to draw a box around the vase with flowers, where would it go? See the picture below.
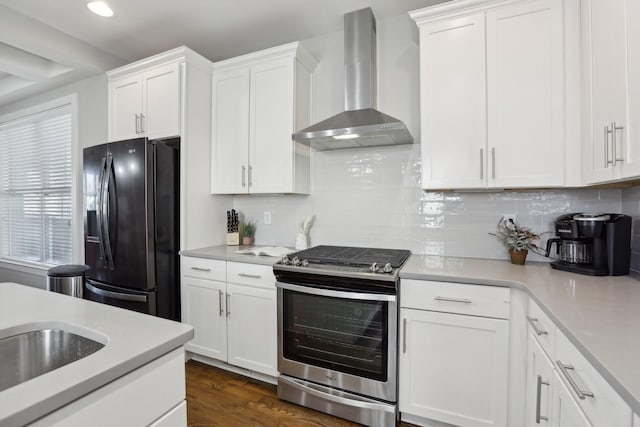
[489,217,542,265]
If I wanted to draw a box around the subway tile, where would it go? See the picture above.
[230,149,635,262]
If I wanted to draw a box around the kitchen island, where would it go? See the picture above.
[0,282,193,427]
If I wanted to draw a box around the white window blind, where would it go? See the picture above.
[0,104,72,266]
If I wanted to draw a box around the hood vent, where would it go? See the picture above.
[292,8,414,151]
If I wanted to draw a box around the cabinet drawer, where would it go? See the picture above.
[555,330,631,426]
[182,256,226,281]
[527,299,557,359]
[227,261,275,289]
[401,279,510,319]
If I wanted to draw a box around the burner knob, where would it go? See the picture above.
[281,256,291,265]
[370,262,378,273]
[383,263,393,273]
[301,259,309,267]
[292,256,301,266]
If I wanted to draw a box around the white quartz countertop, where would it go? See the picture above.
[0,283,193,427]
[400,255,640,415]
[180,245,287,266]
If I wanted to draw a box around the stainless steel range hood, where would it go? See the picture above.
[292,8,414,151]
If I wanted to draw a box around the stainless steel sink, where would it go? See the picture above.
[0,329,105,392]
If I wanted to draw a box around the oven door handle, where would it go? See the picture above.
[276,281,396,302]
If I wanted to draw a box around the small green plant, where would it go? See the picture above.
[242,219,256,238]
[489,217,542,253]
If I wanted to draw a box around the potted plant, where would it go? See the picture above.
[489,217,541,265]
[242,219,256,246]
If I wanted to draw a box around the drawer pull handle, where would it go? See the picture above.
[191,266,212,272]
[434,296,472,304]
[238,273,262,279]
[556,361,594,400]
[536,375,550,423]
[527,316,548,336]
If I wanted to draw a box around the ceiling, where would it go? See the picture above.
[0,0,445,107]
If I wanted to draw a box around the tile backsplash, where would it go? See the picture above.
[233,144,624,262]
[622,187,640,272]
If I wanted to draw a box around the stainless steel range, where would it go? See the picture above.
[274,245,411,426]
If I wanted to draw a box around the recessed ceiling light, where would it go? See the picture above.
[87,1,114,17]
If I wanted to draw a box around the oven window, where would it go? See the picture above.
[282,289,388,382]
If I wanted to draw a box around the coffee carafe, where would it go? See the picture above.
[545,213,632,276]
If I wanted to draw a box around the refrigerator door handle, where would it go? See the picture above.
[96,157,107,266]
[103,156,115,269]
[86,281,148,302]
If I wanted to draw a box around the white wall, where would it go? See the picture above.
[0,73,107,288]
[232,14,624,261]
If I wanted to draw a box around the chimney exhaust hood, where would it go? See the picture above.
[292,8,414,151]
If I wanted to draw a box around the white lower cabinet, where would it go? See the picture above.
[182,276,227,360]
[399,280,510,427]
[181,256,277,377]
[524,298,632,427]
[554,329,631,426]
[226,282,277,376]
[30,348,186,427]
[525,332,554,427]
[551,370,592,427]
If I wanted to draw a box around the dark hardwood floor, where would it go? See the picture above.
[185,361,413,427]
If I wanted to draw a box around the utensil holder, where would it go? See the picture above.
[295,232,308,250]
[226,232,240,246]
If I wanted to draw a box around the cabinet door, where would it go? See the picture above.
[182,276,227,361]
[525,333,554,427]
[249,57,296,194]
[622,0,640,178]
[582,0,626,183]
[211,68,250,194]
[109,74,142,142]
[399,308,509,427]
[419,13,487,189]
[226,283,277,376]
[142,61,181,139]
[486,0,565,188]
[551,371,592,427]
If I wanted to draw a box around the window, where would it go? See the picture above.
[0,103,73,266]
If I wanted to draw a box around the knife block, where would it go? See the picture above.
[226,232,240,246]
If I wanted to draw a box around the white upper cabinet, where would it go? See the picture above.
[211,68,251,194]
[109,74,142,141]
[583,0,640,183]
[486,0,565,188]
[418,13,487,189]
[211,42,316,195]
[109,61,180,141]
[411,0,580,190]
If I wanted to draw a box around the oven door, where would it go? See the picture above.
[277,281,397,402]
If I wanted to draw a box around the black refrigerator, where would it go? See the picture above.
[83,137,180,321]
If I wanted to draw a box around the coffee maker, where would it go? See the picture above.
[545,213,632,276]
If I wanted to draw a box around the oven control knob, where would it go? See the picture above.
[281,256,291,265]
[369,262,378,273]
[383,263,393,273]
[292,256,301,266]
[301,259,309,267]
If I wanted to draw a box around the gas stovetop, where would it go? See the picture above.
[273,245,411,280]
